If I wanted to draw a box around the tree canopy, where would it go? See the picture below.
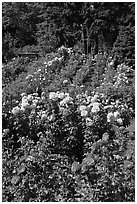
[2,2,135,66]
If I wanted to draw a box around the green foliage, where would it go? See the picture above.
[113,25,135,67]
[2,2,134,62]
[2,2,41,62]
[2,57,32,86]
[2,3,135,200]
[2,46,135,201]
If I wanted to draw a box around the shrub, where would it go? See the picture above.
[2,46,135,201]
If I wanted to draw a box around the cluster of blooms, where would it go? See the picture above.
[25,67,48,85]
[43,46,73,68]
[75,92,102,126]
[113,64,131,87]
[75,91,128,127]
[11,81,130,129]
[49,91,73,116]
[11,90,74,120]
[100,63,134,90]
[76,93,100,116]
[44,56,64,67]
[25,45,73,85]
[10,48,132,131]
[12,92,42,114]
[58,45,73,56]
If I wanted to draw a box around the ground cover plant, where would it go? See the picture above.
[2,45,135,202]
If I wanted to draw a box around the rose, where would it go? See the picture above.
[12,106,21,115]
[91,102,100,113]
[107,112,114,123]
[81,110,88,117]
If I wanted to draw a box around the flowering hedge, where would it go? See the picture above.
[2,46,135,201]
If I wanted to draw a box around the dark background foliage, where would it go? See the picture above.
[2,2,135,67]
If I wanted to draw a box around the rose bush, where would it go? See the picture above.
[2,46,135,201]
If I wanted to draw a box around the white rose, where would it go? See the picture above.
[49,92,57,100]
[91,102,100,113]
[86,117,93,126]
[79,105,87,111]
[90,94,99,103]
[107,112,114,123]
[117,118,123,125]
[81,110,88,117]
[58,92,65,99]
[27,94,33,101]
[12,106,21,114]
[114,111,120,119]
[91,105,100,113]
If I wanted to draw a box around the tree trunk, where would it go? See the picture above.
[94,36,98,56]
[83,28,87,55]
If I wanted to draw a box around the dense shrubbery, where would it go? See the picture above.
[2,46,135,201]
[2,57,33,86]
[113,25,135,68]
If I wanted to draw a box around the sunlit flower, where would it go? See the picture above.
[114,111,120,119]
[91,94,99,103]
[21,98,30,110]
[79,105,87,111]
[32,99,39,106]
[12,106,21,114]
[49,92,57,100]
[91,103,100,113]
[64,96,73,103]
[81,110,88,117]
[27,94,33,101]
[109,61,114,66]
[58,92,65,99]
[86,117,93,126]
[60,96,73,107]
[107,112,114,123]
[117,118,123,125]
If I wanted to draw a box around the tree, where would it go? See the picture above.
[2,2,135,62]
[2,2,41,62]
[112,3,135,67]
